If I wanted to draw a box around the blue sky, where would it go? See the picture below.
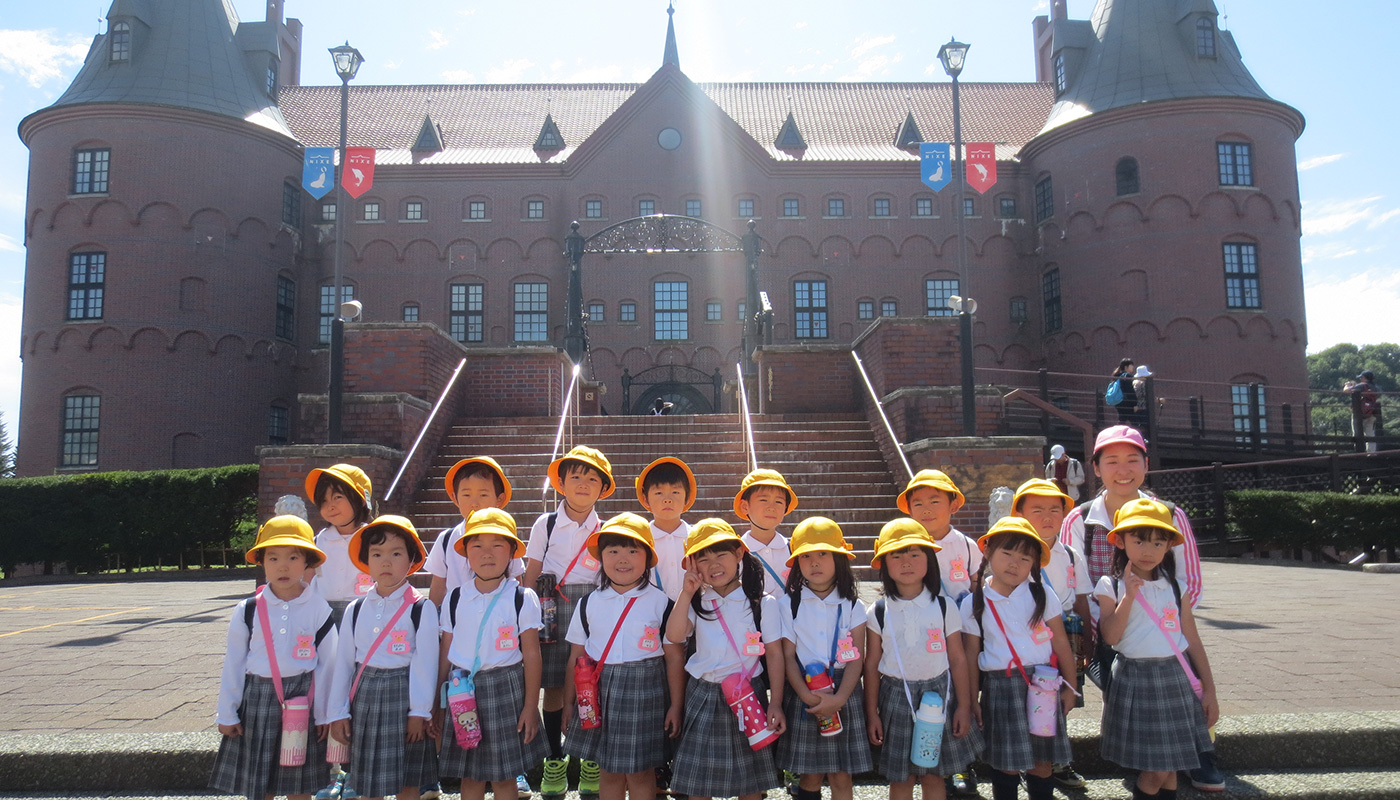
[1,0,1396,439]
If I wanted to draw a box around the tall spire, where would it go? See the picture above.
[662,2,680,69]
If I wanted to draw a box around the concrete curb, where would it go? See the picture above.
[3,712,1399,793]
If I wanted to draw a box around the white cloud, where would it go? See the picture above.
[841,54,893,80]
[850,34,896,59]
[425,31,449,51]
[795,22,808,29]
[0,29,90,88]
[1301,241,1361,265]
[485,59,536,83]
[0,233,22,254]
[1302,195,1399,237]
[440,69,475,83]
[1304,269,1400,351]
[1298,153,1345,171]
[382,60,402,70]
[785,63,816,76]
[456,8,477,16]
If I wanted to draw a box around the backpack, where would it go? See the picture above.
[1360,386,1380,418]
[448,585,526,630]
[1076,495,1176,562]
[1104,380,1124,407]
[348,595,427,635]
[872,594,947,632]
[241,596,335,648]
[578,591,676,637]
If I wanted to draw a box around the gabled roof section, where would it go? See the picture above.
[774,111,806,150]
[534,113,565,151]
[894,111,923,149]
[40,0,291,138]
[412,114,444,152]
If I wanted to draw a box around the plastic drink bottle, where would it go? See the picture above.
[721,673,780,751]
[279,696,310,766]
[537,575,558,643]
[910,690,946,768]
[324,733,349,764]
[574,656,602,729]
[1027,664,1061,737]
[803,663,842,736]
[445,668,482,748]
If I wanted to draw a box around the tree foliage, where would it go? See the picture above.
[0,412,12,479]
[1306,342,1398,435]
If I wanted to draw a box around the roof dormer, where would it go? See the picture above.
[534,113,565,151]
[775,111,806,151]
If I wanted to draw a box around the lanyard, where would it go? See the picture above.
[713,599,757,681]
[469,585,507,674]
[255,588,314,707]
[597,597,639,665]
[885,599,919,713]
[349,587,419,701]
[1132,591,1202,699]
[984,599,1031,686]
[755,554,786,588]
[827,604,844,668]
[554,521,601,601]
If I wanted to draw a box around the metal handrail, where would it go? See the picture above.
[542,363,583,509]
[384,357,467,503]
[735,362,759,473]
[851,351,914,480]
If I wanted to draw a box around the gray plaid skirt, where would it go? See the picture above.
[875,672,984,780]
[345,666,438,797]
[439,662,548,782]
[540,583,594,688]
[565,656,670,773]
[210,672,327,799]
[777,666,874,776]
[670,675,781,797]
[1101,656,1212,772]
[979,669,1073,772]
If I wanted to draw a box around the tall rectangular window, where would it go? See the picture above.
[513,283,548,341]
[915,197,933,217]
[585,200,602,219]
[794,280,828,339]
[281,182,301,227]
[873,198,891,217]
[468,201,487,220]
[73,148,110,194]
[654,281,689,340]
[62,395,100,467]
[962,197,976,217]
[1223,242,1262,309]
[527,200,545,219]
[450,283,484,342]
[1196,18,1217,57]
[1053,53,1066,94]
[826,198,845,217]
[319,284,354,344]
[67,252,105,320]
[925,279,959,317]
[1232,384,1267,441]
[1217,142,1253,186]
[275,276,295,340]
[109,22,131,62]
[686,199,702,217]
[999,197,1017,218]
[738,199,754,218]
[267,405,290,445]
[321,202,336,222]
[1042,269,1062,333]
[639,199,656,216]
[1035,177,1054,222]
[737,301,746,323]
[783,198,800,217]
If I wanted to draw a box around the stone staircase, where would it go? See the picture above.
[407,412,902,571]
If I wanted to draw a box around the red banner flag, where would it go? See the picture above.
[343,147,376,198]
[965,143,997,194]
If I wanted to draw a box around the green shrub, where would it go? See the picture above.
[1225,489,1400,553]
[0,465,258,576]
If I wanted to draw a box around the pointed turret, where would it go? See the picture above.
[894,111,923,149]
[662,2,680,69]
[534,113,565,151]
[775,111,806,150]
[413,114,444,152]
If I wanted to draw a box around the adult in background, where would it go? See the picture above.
[1111,358,1138,424]
[1132,364,1154,431]
[1349,371,1381,452]
[1045,444,1086,502]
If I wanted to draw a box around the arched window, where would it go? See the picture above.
[1115,157,1140,196]
[1196,18,1216,57]
[109,22,131,62]
[1053,53,1066,94]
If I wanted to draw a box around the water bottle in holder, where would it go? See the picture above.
[573,656,602,729]
[722,673,780,751]
[279,696,310,766]
[444,668,482,749]
[803,663,843,736]
[536,574,558,644]
[1027,664,1061,737]
[909,690,945,768]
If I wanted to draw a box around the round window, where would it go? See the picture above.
[658,127,682,151]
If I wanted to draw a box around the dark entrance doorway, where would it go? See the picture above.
[621,364,723,415]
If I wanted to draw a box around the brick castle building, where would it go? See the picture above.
[16,0,1306,476]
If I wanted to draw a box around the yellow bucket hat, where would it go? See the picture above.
[348,514,427,574]
[549,445,616,499]
[1108,498,1185,548]
[1012,478,1073,513]
[304,463,373,508]
[896,469,966,515]
[246,515,326,568]
[587,512,657,567]
[444,457,512,506]
[635,457,698,512]
[977,516,1051,567]
[870,517,942,569]
[684,518,747,558]
[733,468,798,519]
[787,516,855,566]
[454,507,526,558]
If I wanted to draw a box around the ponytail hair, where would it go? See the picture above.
[972,532,1048,629]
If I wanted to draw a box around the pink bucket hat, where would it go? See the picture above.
[1094,424,1146,455]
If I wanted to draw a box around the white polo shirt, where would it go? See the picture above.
[423,519,525,595]
[310,526,372,602]
[565,583,672,664]
[650,519,690,601]
[741,530,791,595]
[524,503,601,586]
[442,578,541,672]
[1042,540,1090,613]
[217,586,337,726]
[931,528,982,603]
[781,586,868,670]
[671,589,785,682]
[959,579,1062,672]
[327,583,439,720]
[1093,576,1191,659]
[867,589,962,681]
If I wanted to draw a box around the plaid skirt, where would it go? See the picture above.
[875,672,984,780]
[1101,657,1212,772]
[979,669,1073,772]
[565,656,670,773]
[439,662,548,782]
[346,666,438,797]
[777,667,874,776]
[210,672,327,799]
[540,583,595,688]
[670,675,781,797]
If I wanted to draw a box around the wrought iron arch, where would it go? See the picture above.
[621,364,724,415]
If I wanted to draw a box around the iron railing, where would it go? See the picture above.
[735,362,759,472]
[851,350,913,480]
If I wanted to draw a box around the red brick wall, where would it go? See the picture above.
[906,438,1046,538]
[460,348,572,418]
[257,444,402,527]
[754,345,859,414]
[853,317,962,397]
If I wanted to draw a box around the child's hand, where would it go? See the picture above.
[519,708,540,743]
[681,561,704,596]
[866,716,884,746]
[315,723,330,742]
[328,719,351,745]
[1059,684,1077,715]
[429,708,443,741]
[218,723,242,738]
[406,716,426,743]
[1202,687,1220,728]
[665,702,683,738]
[766,706,787,734]
[561,699,573,730]
[1122,572,1146,597]
[805,692,843,721]
[970,697,984,729]
[952,702,972,738]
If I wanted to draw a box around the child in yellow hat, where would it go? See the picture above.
[325,516,439,800]
[520,444,615,796]
[897,470,981,605]
[425,457,515,608]
[777,517,873,800]
[305,464,375,624]
[735,468,799,595]
[636,457,698,602]
[561,513,677,799]
[211,516,337,799]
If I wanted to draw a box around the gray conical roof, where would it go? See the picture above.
[1040,0,1279,134]
[44,0,292,138]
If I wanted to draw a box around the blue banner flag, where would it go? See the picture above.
[919,143,951,192]
[302,147,335,199]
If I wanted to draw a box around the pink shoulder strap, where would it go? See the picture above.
[1131,591,1203,698]
[349,586,421,701]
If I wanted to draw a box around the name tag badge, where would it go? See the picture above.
[583,555,601,571]
[496,626,518,651]
[949,558,968,582]
[743,631,766,656]
[835,636,860,663]
[387,630,410,655]
[1030,621,1053,645]
[926,628,945,653]
[354,573,374,595]
[1067,569,1078,589]
[1161,608,1180,631]
[293,634,316,660]
[638,626,661,652]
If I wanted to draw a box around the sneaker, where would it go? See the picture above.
[783,769,799,797]
[420,781,442,800]
[339,782,359,800]
[1189,751,1226,792]
[1052,764,1087,790]
[540,757,570,798]
[516,773,533,797]
[313,777,341,800]
[579,759,602,796]
[948,772,980,797]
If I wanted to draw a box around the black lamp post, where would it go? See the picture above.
[938,37,977,437]
[327,42,363,444]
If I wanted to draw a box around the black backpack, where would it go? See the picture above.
[241,596,335,648]
[448,584,526,629]
[347,595,428,635]
[1076,494,1176,562]
[578,591,676,637]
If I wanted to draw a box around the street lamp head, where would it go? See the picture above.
[938,38,970,78]
[329,42,364,81]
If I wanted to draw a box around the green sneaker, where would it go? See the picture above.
[579,759,602,796]
[540,757,569,798]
